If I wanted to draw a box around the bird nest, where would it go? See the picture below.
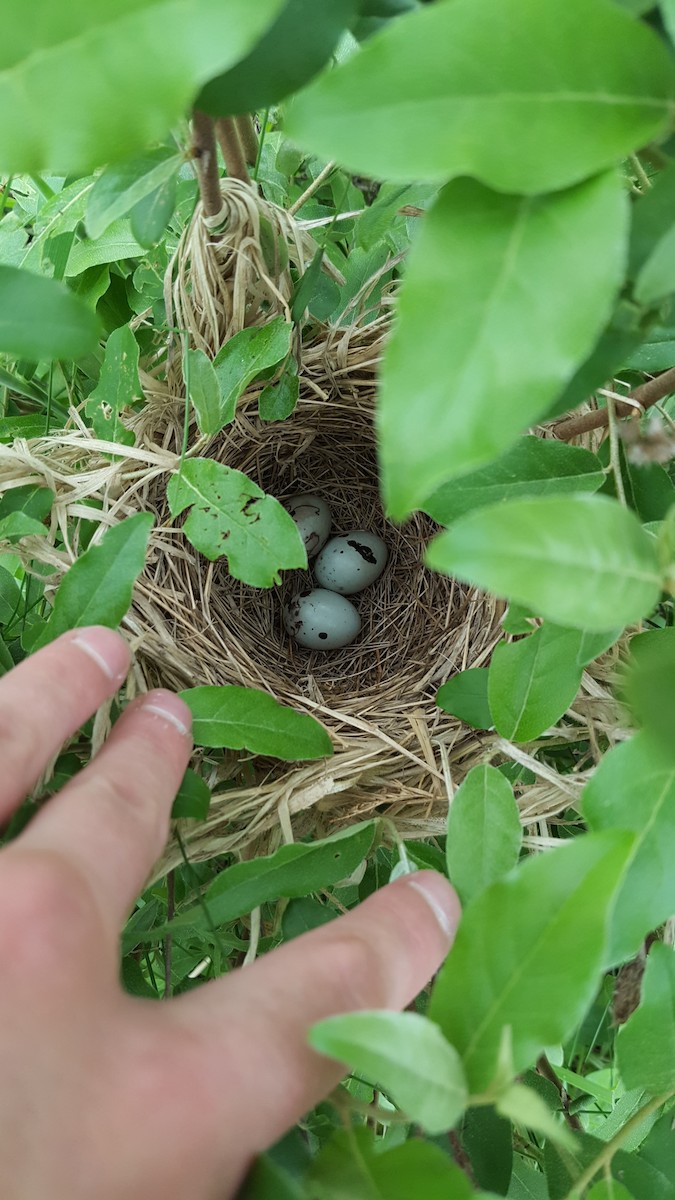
[0,181,629,881]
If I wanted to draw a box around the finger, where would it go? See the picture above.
[18,690,192,933]
[0,627,129,824]
[174,871,459,1153]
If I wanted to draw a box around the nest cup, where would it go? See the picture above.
[0,180,628,880]
[133,306,505,874]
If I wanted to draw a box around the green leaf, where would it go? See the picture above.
[461,1106,513,1196]
[0,414,58,443]
[576,628,622,666]
[33,513,153,649]
[429,832,634,1091]
[507,1158,548,1200]
[85,324,139,446]
[623,628,675,759]
[618,944,675,1094]
[423,437,605,525]
[0,566,21,624]
[198,0,357,115]
[546,1133,674,1200]
[86,147,181,239]
[437,668,493,731]
[587,1183,635,1200]
[179,823,377,930]
[0,484,54,524]
[0,0,285,174]
[0,264,100,359]
[186,349,224,437]
[259,372,299,422]
[0,513,48,541]
[380,173,627,517]
[640,1111,675,1189]
[488,625,585,742]
[212,318,292,427]
[167,458,306,586]
[240,1154,307,1200]
[582,732,675,963]
[637,223,675,305]
[129,173,178,248]
[496,1082,575,1149]
[287,0,675,193]
[64,219,146,277]
[180,684,332,760]
[309,1010,468,1134]
[281,896,337,940]
[629,157,675,278]
[549,301,645,421]
[309,1129,475,1200]
[426,496,662,632]
[446,765,522,905]
[171,769,211,820]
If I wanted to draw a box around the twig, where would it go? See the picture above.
[562,1090,674,1199]
[236,114,259,166]
[536,1055,583,1133]
[215,117,250,184]
[553,366,675,441]
[191,110,223,218]
[288,161,336,216]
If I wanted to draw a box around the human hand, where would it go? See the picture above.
[0,628,459,1200]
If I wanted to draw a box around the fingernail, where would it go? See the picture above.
[71,627,129,683]
[140,690,192,738]
[407,873,459,940]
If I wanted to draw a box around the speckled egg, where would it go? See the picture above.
[284,494,331,558]
[314,530,389,595]
[284,589,361,650]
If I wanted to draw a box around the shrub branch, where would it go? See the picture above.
[215,118,251,184]
[191,110,223,219]
[553,366,675,440]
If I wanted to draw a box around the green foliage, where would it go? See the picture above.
[170,769,211,820]
[167,458,306,585]
[180,684,333,759]
[3,1,675,1190]
[85,324,139,444]
[310,1010,468,1134]
[259,371,299,422]
[495,1082,575,1149]
[0,0,285,173]
[582,733,675,962]
[86,147,182,239]
[436,668,493,731]
[186,349,224,437]
[211,318,292,427]
[622,628,675,759]
[33,513,153,648]
[446,765,522,905]
[176,823,377,929]
[309,1129,476,1200]
[618,944,675,1094]
[198,0,357,115]
[0,264,100,359]
[427,496,662,631]
[430,832,633,1090]
[287,0,675,190]
[488,624,585,742]
[422,437,605,524]
[379,173,627,516]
